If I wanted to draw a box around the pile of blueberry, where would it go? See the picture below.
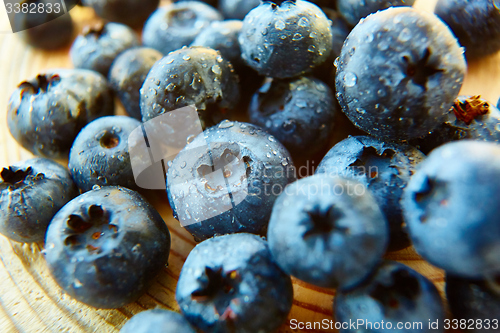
[3,0,500,332]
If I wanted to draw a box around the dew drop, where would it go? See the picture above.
[343,72,357,87]
[211,64,222,75]
[298,17,309,27]
[274,20,286,31]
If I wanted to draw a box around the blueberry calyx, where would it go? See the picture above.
[99,132,120,149]
[0,166,33,185]
[349,146,396,180]
[267,0,296,8]
[369,269,421,312]
[403,48,444,90]
[83,23,106,37]
[303,205,347,240]
[64,205,118,253]
[452,95,490,125]
[191,266,241,317]
[18,74,60,96]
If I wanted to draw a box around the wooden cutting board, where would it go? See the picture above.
[1,0,500,332]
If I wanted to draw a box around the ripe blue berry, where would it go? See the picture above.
[335,7,466,141]
[239,0,333,78]
[120,309,196,333]
[218,0,260,19]
[68,116,142,192]
[44,186,170,309]
[7,69,114,158]
[81,0,159,28]
[402,141,500,279]
[337,0,415,26]
[0,158,78,243]
[268,174,388,289]
[176,233,293,333]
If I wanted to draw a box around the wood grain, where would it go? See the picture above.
[0,0,498,332]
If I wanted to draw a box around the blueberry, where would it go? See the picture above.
[13,1,73,49]
[0,158,77,243]
[120,309,196,333]
[166,120,296,242]
[44,186,170,309]
[70,22,140,77]
[191,20,244,68]
[143,1,222,56]
[446,275,500,331]
[176,233,293,333]
[335,261,445,333]
[109,47,163,120]
[435,0,500,59]
[411,95,500,154]
[140,47,240,127]
[173,0,218,7]
[335,7,466,141]
[248,76,337,155]
[402,141,500,279]
[337,0,415,26]
[239,0,333,78]
[218,0,260,19]
[7,69,115,158]
[81,0,159,28]
[316,136,425,251]
[268,174,388,289]
[68,116,142,192]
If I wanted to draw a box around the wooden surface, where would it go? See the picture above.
[1,0,500,332]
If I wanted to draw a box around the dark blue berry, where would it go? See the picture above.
[239,0,333,78]
[176,233,293,333]
[109,47,163,120]
[68,116,142,192]
[435,0,500,59]
[446,275,500,331]
[402,141,500,279]
[44,186,170,309]
[70,22,140,77]
[337,0,415,26]
[120,309,196,333]
[248,76,337,155]
[0,158,78,243]
[411,96,500,154]
[166,120,296,242]
[143,1,222,56]
[7,69,115,158]
[268,174,388,289]
[13,1,73,49]
[335,7,466,141]
[81,0,159,28]
[218,0,260,19]
[316,136,425,251]
[335,261,445,333]
[191,20,244,68]
[140,47,240,126]
[173,0,218,7]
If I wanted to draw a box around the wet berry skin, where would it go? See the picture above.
[316,136,425,251]
[176,233,293,333]
[218,0,260,20]
[7,69,115,158]
[402,141,500,279]
[446,275,500,331]
[191,20,244,68]
[120,309,196,333]
[81,0,159,28]
[0,158,78,243]
[337,0,415,26]
[239,0,333,79]
[68,116,142,192]
[335,261,445,333]
[248,76,337,156]
[109,47,163,120]
[411,96,500,154]
[70,22,140,77]
[142,1,222,56]
[335,7,466,141]
[268,174,388,290]
[13,1,73,50]
[44,186,171,309]
[435,0,500,59]
[166,120,296,242]
[140,47,240,127]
